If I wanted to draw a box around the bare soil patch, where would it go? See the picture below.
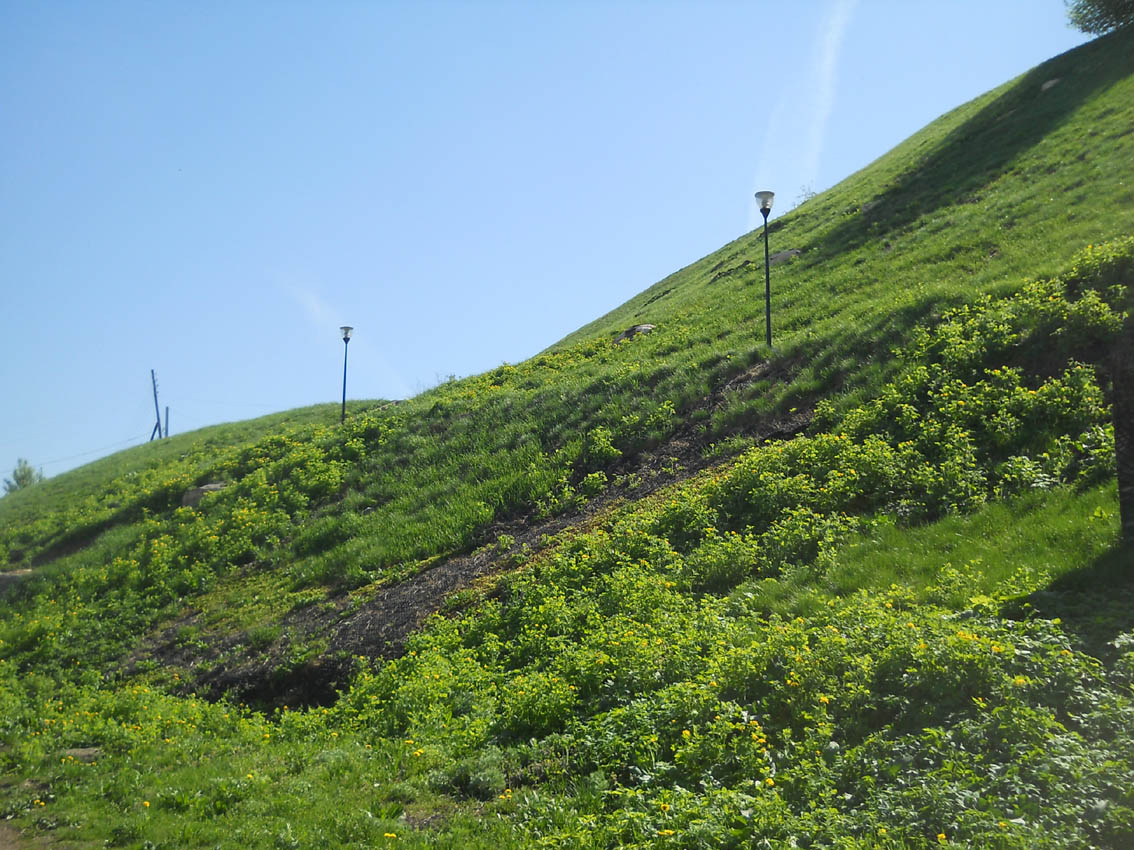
[133,362,813,708]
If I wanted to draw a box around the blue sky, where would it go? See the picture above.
[0,1,1090,479]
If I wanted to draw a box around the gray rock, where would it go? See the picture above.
[181,482,227,508]
[62,747,102,763]
[769,249,802,266]
[614,324,656,343]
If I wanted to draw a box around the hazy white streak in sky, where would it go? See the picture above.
[749,91,791,232]
[284,282,414,401]
[803,0,858,188]
[750,0,857,229]
[286,282,342,335]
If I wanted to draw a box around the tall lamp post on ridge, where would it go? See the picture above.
[755,190,775,347]
[340,326,353,424]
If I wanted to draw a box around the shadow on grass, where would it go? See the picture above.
[1008,538,1134,662]
[777,287,959,407]
[819,27,1134,257]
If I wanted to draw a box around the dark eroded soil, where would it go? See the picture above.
[130,359,813,708]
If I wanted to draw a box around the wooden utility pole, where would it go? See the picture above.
[149,370,163,441]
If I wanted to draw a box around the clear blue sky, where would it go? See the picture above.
[0,1,1090,479]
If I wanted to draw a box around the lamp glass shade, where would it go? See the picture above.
[755,190,775,212]
[340,326,353,341]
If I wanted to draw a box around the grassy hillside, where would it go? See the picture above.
[1,28,1133,850]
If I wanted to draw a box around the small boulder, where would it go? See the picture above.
[181,482,227,508]
[769,249,802,266]
[62,747,102,763]
[614,324,656,343]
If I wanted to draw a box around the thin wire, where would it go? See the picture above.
[176,397,286,410]
[39,434,150,467]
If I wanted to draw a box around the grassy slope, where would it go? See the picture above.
[564,29,1134,411]
[0,403,366,555]
[1,27,1133,850]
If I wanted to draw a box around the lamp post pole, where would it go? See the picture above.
[755,191,775,347]
[340,326,353,424]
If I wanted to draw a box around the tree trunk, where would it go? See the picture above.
[1113,310,1134,543]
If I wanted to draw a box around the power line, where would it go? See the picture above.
[39,434,150,468]
[176,396,288,410]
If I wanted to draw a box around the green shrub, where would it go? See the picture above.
[680,530,762,592]
[429,748,508,800]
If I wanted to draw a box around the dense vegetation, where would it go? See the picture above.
[1,26,1132,850]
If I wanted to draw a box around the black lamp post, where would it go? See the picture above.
[755,190,775,347]
[340,326,353,424]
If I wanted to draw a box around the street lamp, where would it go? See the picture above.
[340,326,353,424]
[755,190,775,347]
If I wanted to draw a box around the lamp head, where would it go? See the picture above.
[755,190,775,220]
[341,326,353,342]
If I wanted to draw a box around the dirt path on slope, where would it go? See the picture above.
[329,406,814,661]
[126,355,813,707]
[159,399,813,707]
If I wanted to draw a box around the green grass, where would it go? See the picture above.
[1,27,1134,850]
[745,481,1124,616]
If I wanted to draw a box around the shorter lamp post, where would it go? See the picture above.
[755,190,775,347]
[340,326,353,424]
